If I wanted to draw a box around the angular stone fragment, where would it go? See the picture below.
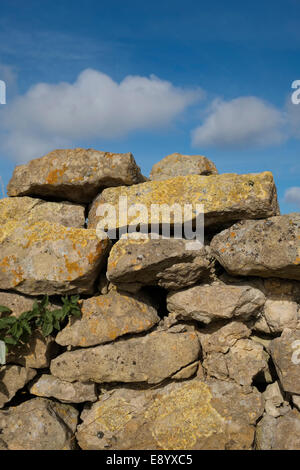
[55,289,159,347]
[0,220,110,295]
[211,214,300,281]
[88,171,279,229]
[29,374,97,403]
[0,365,36,408]
[263,382,290,418]
[269,329,300,394]
[256,409,300,450]
[150,153,218,181]
[199,323,269,386]
[0,398,78,450]
[107,237,214,292]
[7,331,58,369]
[0,197,85,228]
[254,299,299,334]
[199,321,252,355]
[76,377,263,450]
[7,148,145,203]
[167,282,265,324]
[51,325,200,384]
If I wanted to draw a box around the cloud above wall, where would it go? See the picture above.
[0,69,201,162]
[191,96,285,149]
[284,187,300,208]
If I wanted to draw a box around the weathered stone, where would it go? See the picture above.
[29,374,97,403]
[211,214,300,281]
[199,323,269,386]
[254,299,299,334]
[51,325,200,384]
[76,377,263,450]
[0,398,78,450]
[7,330,58,368]
[88,171,279,230]
[199,321,252,355]
[150,153,218,181]
[263,382,289,418]
[0,365,36,408]
[55,289,159,347]
[167,282,265,324]
[269,329,300,394]
[0,291,42,318]
[256,409,300,450]
[0,220,110,295]
[0,197,85,228]
[107,237,214,292]
[292,394,300,410]
[7,148,145,203]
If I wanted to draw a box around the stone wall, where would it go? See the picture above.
[0,149,299,450]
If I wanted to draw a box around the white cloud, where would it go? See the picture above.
[284,187,300,208]
[191,96,285,149]
[0,69,201,162]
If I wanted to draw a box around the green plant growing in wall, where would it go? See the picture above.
[0,295,81,364]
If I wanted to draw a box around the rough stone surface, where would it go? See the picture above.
[29,374,97,403]
[263,382,290,418]
[167,282,265,324]
[0,398,78,450]
[76,377,263,450]
[0,220,110,295]
[254,299,299,334]
[7,148,145,203]
[0,197,85,228]
[107,237,214,292]
[7,331,58,368]
[0,365,36,408]
[149,153,218,180]
[0,291,44,318]
[55,289,160,347]
[199,323,269,386]
[88,171,279,229]
[256,409,300,450]
[269,328,300,394]
[211,214,300,281]
[51,325,200,384]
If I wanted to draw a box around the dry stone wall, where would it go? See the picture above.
[0,148,299,450]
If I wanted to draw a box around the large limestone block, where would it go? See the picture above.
[0,220,110,295]
[29,374,97,403]
[167,282,265,324]
[7,148,145,203]
[150,153,218,181]
[88,171,279,229]
[269,329,300,394]
[56,289,159,347]
[0,365,36,408]
[107,237,214,292]
[0,398,78,450]
[0,197,85,228]
[76,378,263,450]
[51,325,200,384]
[211,214,300,281]
[256,409,300,450]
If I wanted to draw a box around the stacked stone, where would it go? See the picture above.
[0,149,299,450]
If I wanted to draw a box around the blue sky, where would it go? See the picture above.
[0,0,300,213]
